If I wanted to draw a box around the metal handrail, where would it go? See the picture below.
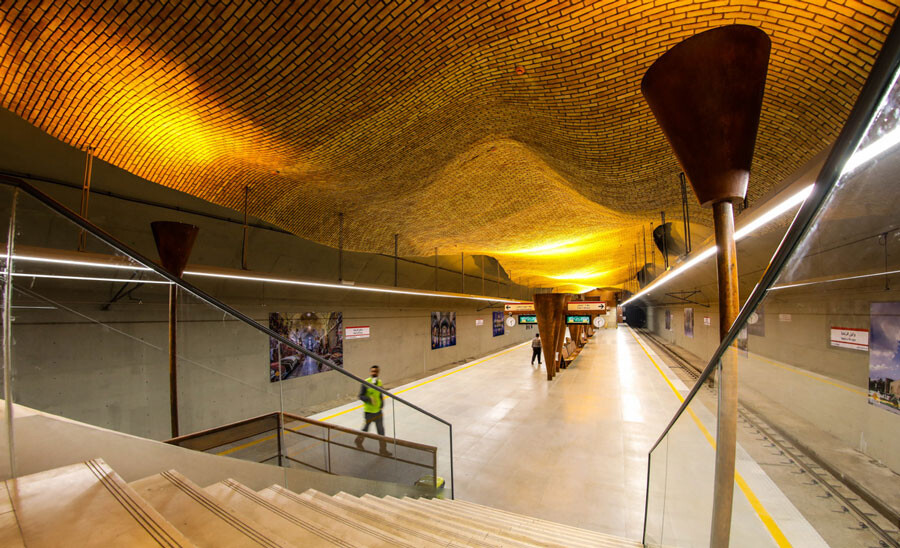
[644,16,900,456]
[0,174,454,497]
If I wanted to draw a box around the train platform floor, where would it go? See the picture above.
[313,327,828,546]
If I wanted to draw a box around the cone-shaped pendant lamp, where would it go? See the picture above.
[151,221,199,438]
[642,25,770,548]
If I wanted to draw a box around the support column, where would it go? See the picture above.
[533,293,570,380]
[642,24,770,548]
[151,221,199,438]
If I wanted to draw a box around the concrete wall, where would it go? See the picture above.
[644,278,900,473]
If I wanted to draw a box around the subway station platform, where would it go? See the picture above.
[312,327,829,546]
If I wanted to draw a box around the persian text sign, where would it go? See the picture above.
[567,301,606,312]
[345,326,370,339]
[504,302,534,312]
[830,327,868,351]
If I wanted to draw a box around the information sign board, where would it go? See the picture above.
[830,327,868,351]
[567,301,606,312]
[504,303,534,312]
[566,315,591,324]
[518,315,538,324]
[345,326,370,339]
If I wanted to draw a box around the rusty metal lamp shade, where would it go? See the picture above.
[151,221,199,277]
[641,25,771,206]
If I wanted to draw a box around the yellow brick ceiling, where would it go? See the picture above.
[0,1,896,292]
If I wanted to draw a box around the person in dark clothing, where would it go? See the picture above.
[355,365,392,456]
[531,333,542,365]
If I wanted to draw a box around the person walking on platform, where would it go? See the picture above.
[531,333,542,366]
[355,365,392,456]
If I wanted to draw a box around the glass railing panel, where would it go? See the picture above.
[660,397,718,547]
[0,178,453,496]
[174,288,282,435]
[8,190,173,441]
[724,64,900,546]
[0,184,14,479]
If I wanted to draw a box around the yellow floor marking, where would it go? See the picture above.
[753,354,867,397]
[631,331,791,548]
[217,341,530,455]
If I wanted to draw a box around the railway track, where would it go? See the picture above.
[636,329,900,548]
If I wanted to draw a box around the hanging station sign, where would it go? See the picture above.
[504,302,534,312]
[568,301,607,312]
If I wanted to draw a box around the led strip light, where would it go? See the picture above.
[3,254,519,303]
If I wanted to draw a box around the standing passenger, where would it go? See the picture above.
[531,333,542,366]
[355,365,392,456]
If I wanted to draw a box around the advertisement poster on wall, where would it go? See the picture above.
[748,304,766,336]
[868,302,900,414]
[492,311,505,337]
[431,312,457,349]
[684,308,694,338]
[665,309,671,331]
[269,312,343,382]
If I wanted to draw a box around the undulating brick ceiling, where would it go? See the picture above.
[0,1,897,292]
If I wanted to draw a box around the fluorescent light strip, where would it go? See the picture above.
[768,269,900,291]
[2,254,150,271]
[841,125,900,175]
[11,272,171,284]
[183,270,519,303]
[1,254,517,302]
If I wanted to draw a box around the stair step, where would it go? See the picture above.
[298,488,458,547]
[4,458,192,547]
[130,470,291,547]
[333,492,499,547]
[204,480,348,547]
[377,495,551,548]
[433,499,639,546]
[256,485,420,547]
[409,498,596,548]
[335,492,519,547]
[0,482,24,548]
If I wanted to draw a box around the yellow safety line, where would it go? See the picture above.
[631,331,791,548]
[217,341,531,455]
[753,354,867,397]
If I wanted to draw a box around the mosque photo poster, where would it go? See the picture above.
[269,312,343,382]
[684,307,694,338]
[431,312,457,349]
[492,311,505,337]
[868,302,900,414]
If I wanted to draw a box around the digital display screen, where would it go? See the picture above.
[518,315,538,324]
[566,315,591,324]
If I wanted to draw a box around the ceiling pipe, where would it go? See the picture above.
[642,24,770,548]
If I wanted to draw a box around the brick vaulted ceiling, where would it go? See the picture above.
[0,1,897,291]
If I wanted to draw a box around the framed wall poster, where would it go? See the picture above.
[269,312,343,382]
[492,311,505,336]
[684,308,694,338]
[431,312,457,349]
[665,309,671,331]
[869,302,900,414]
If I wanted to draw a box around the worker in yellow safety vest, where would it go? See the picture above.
[355,365,392,456]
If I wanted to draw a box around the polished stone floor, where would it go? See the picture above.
[312,327,826,545]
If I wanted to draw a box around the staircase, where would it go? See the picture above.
[1,459,641,547]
